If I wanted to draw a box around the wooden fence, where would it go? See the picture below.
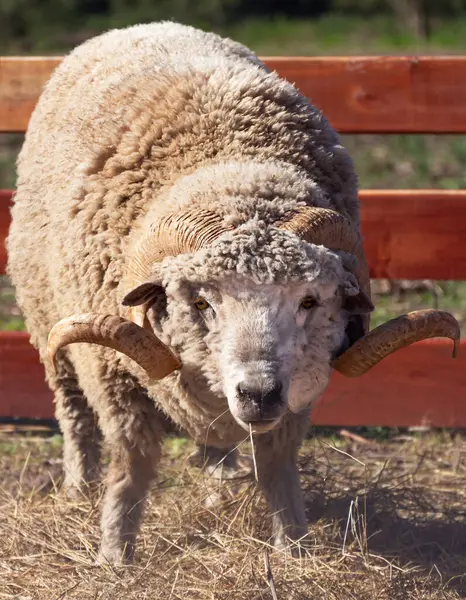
[1,56,465,425]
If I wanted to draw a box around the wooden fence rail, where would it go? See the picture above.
[3,56,466,133]
[2,188,466,280]
[1,56,465,425]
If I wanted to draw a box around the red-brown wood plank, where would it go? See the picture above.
[2,56,466,133]
[0,190,11,274]
[1,332,465,425]
[265,56,466,133]
[360,189,466,280]
[312,339,466,427]
[0,57,60,134]
[2,188,466,279]
[0,332,53,419]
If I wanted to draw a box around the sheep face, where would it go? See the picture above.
[126,227,372,432]
[178,277,346,432]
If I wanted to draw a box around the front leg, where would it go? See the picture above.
[92,392,164,565]
[98,440,159,564]
[188,444,252,480]
[254,414,309,554]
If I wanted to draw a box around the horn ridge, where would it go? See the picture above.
[125,209,234,328]
[277,206,371,331]
[333,309,460,378]
[47,313,180,380]
[128,210,233,286]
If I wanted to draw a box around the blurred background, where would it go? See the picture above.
[1,0,466,331]
[2,0,466,55]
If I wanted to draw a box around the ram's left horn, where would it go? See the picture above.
[333,309,460,377]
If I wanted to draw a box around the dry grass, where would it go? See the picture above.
[1,432,466,599]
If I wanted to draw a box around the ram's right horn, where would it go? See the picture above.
[125,209,234,329]
[48,313,180,380]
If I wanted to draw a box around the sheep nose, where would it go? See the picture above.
[236,381,283,407]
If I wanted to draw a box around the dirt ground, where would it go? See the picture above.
[1,430,465,599]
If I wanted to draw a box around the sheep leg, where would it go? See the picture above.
[96,393,164,565]
[51,356,102,496]
[189,444,252,480]
[254,419,308,555]
[98,442,159,564]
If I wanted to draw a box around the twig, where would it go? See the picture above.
[168,569,180,600]
[339,429,375,446]
[321,440,366,468]
[342,499,354,556]
[264,550,279,600]
[18,451,32,488]
[249,424,259,482]
[53,581,81,600]
[203,408,230,464]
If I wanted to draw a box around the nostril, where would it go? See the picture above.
[236,381,283,406]
[236,383,246,397]
[236,383,261,404]
[263,382,283,405]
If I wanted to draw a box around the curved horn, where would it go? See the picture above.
[126,209,234,326]
[128,209,234,289]
[277,206,370,295]
[333,309,460,377]
[48,313,181,380]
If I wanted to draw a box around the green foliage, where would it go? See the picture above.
[101,0,243,29]
[0,0,245,51]
[333,0,466,16]
[1,317,26,331]
[3,0,466,53]
[332,0,388,14]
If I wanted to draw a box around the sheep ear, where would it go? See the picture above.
[343,288,374,315]
[340,270,374,315]
[334,298,373,360]
[121,281,164,307]
[335,273,374,357]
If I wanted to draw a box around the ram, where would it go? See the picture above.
[7,22,459,564]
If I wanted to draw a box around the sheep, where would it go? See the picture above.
[7,21,459,564]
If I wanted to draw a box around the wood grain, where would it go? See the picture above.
[2,188,466,279]
[360,189,466,280]
[1,332,464,425]
[0,57,60,133]
[0,332,53,419]
[0,190,11,275]
[265,56,466,133]
[3,56,466,133]
[312,339,466,427]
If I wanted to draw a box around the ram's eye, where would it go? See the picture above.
[194,297,210,310]
[300,296,317,310]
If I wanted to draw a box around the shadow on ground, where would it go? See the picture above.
[301,438,466,596]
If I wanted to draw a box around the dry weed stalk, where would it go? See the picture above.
[0,432,465,599]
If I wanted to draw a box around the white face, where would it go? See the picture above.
[142,270,360,433]
[189,278,343,432]
[124,240,372,434]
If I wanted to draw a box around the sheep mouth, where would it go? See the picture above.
[234,416,281,434]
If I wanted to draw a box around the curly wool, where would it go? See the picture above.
[7,21,360,452]
[161,224,343,287]
[5,22,367,562]
[152,160,328,228]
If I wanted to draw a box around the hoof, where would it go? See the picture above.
[62,483,86,500]
[188,446,252,480]
[273,530,309,558]
[96,544,134,566]
[205,459,252,480]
